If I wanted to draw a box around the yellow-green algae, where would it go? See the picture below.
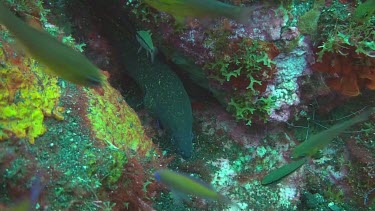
[0,41,63,144]
[84,75,155,155]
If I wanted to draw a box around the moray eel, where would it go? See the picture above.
[122,41,193,159]
[78,0,193,158]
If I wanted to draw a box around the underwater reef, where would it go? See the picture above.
[0,0,375,210]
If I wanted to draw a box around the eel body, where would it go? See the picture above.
[122,42,193,159]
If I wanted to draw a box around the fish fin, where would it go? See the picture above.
[137,46,142,54]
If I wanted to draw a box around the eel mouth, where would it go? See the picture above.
[173,133,193,159]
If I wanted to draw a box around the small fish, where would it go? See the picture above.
[261,158,307,185]
[143,0,256,25]
[291,107,375,159]
[0,3,104,87]
[155,169,231,203]
[136,30,157,63]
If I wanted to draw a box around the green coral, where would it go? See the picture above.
[206,37,276,125]
[206,37,274,88]
[228,93,276,125]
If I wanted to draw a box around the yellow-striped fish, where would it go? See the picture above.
[0,3,104,87]
[155,169,231,203]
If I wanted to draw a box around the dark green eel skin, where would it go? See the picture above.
[122,41,193,159]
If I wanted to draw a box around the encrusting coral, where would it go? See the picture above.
[0,39,64,143]
[84,72,155,155]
